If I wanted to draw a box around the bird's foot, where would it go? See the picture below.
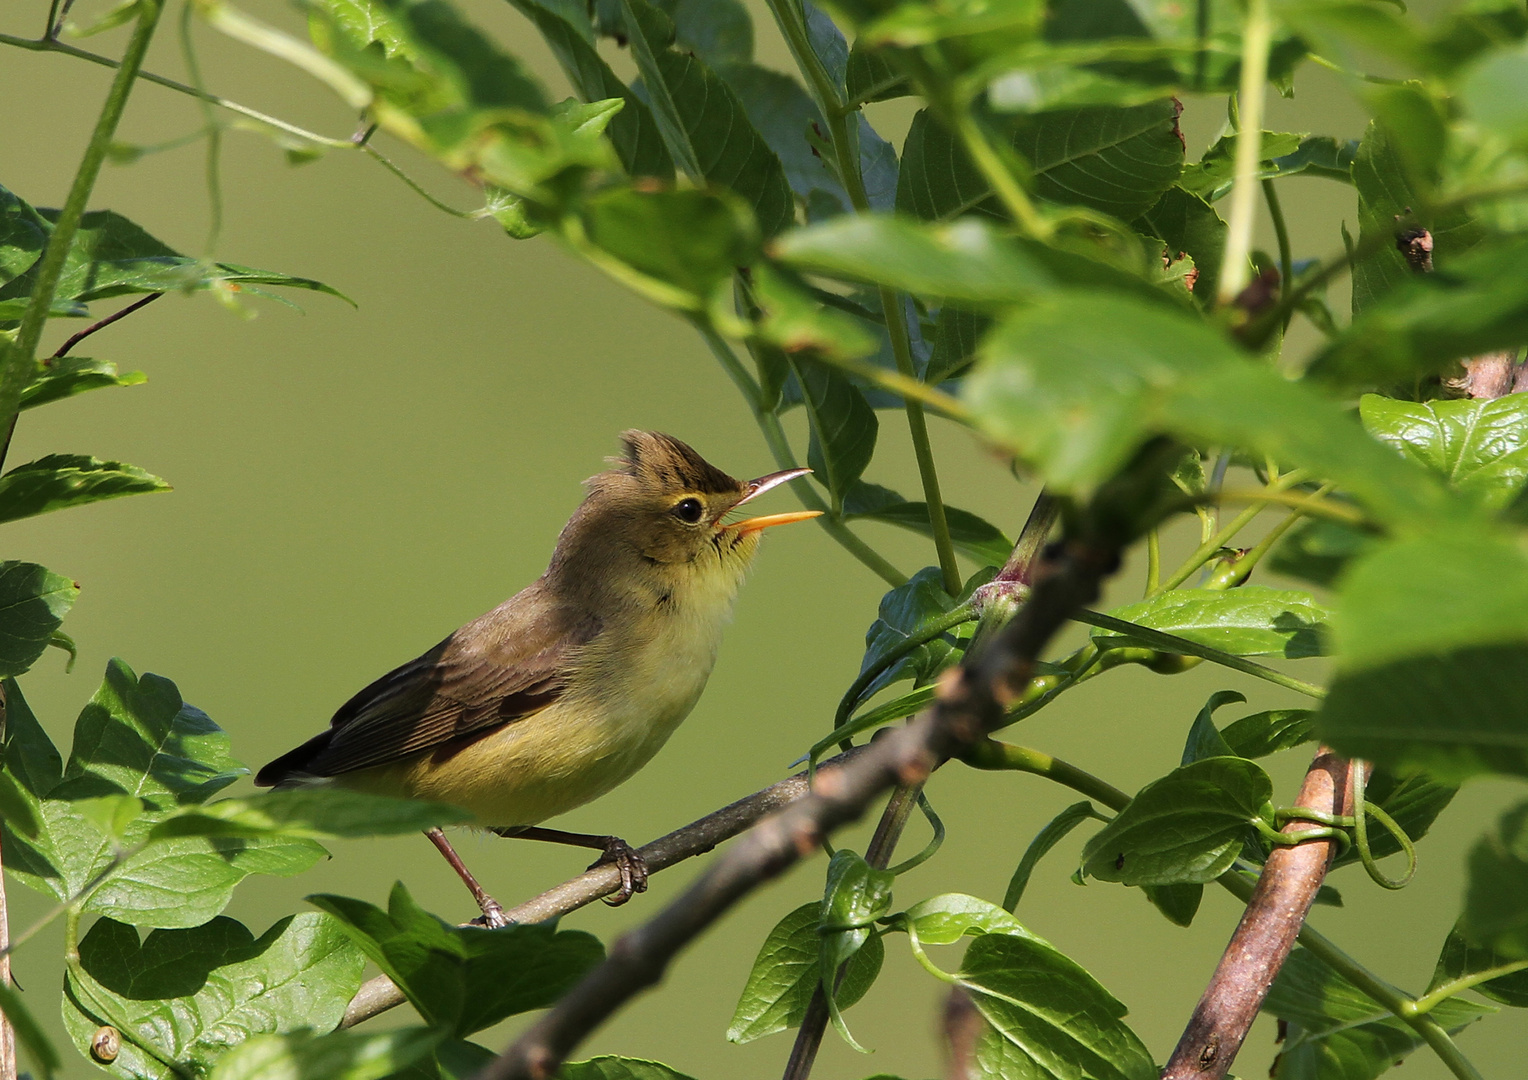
[590,837,649,906]
[470,897,513,929]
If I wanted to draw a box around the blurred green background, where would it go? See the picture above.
[1,2,1524,1076]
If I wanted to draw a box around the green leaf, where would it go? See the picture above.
[507,0,674,180]
[1265,947,1492,1079]
[1219,708,1316,759]
[620,0,793,234]
[580,187,759,312]
[1011,101,1185,220]
[0,561,78,678]
[1141,883,1202,927]
[307,0,419,61]
[844,490,1013,567]
[819,849,895,1048]
[559,1058,700,1080]
[895,109,998,222]
[965,291,1459,525]
[1360,393,1528,510]
[792,356,877,509]
[150,788,472,840]
[1460,39,1528,146]
[1348,118,1483,315]
[66,913,366,1080]
[1180,690,1242,765]
[718,64,838,204]
[1097,587,1331,660]
[926,304,988,383]
[1081,757,1273,886]
[774,215,1055,304]
[1430,924,1528,1008]
[847,40,908,103]
[1003,801,1100,912]
[727,902,883,1043]
[0,454,169,524]
[1333,768,1456,871]
[649,0,752,66]
[902,893,1029,944]
[0,208,347,308]
[310,881,605,1037]
[1,677,62,795]
[1317,529,1528,781]
[1462,801,1528,959]
[0,182,49,290]
[0,761,42,839]
[210,1027,441,1080]
[20,356,147,410]
[0,976,60,1079]
[1177,130,1306,203]
[853,566,981,706]
[1135,186,1226,302]
[1267,517,1377,590]
[960,933,1156,1080]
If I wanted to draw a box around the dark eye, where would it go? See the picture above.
[673,497,704,524]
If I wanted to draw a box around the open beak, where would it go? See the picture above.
[728,467,822,534]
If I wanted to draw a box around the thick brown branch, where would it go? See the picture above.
[476,533,1123,1080]
[341,748,866,1028]
[1161,747,1356,1080]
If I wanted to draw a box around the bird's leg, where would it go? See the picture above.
[424,828,510,928]
[492,825,650,906]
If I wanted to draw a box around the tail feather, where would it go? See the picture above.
[255,730,334,788]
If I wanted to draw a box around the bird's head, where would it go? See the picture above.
[555,431,819,583]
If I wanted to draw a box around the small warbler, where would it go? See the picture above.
[257,431,818,923]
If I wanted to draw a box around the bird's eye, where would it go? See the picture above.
[673,497,704,524]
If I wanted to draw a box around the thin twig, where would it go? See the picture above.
[341,748,867,1028]
[476,514,1129,1080]
[1161,747,1356,1079]
[52,293,163,358]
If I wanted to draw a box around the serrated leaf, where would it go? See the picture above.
[66,913,365,1079]
[1012,101,1185,220]
[0,454,169,524]
[1096,587,1331,660]
[960,933,1156,1080]
[310,881,605,1037]
[727,902,884,1043]
[793,356,877,508]
[210,1027,440,1080]
[1177,130,1306,203]
[1003,801,1100,912]
[20,356,146,410]
[1081,757,1272,886]
[621,0,793,234]
[1462,801,1528,959]
[1360,393,1528,510]
[1136,186,1226,302]
[0,561,78,678]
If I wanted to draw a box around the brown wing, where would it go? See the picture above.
[257,584,600,785]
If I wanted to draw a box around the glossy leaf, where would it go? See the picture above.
[0,561,78,677]
[1265,947,1492,1078]
[507,0,673,180]
[1462,801,1528,959]
[20,356,146,410]
[1096,586,1331,660]
[819,849,893,1047]
[310,881,605,1037]
[775,215,1055,305]
[1317,530,1528,781]
[1142,882,1202,927]
[959,933,1156,1080]
[1431,924,1528,1008]
[560,1058,700,1080]
[853,566,982,706]
[727,902,884,1043]
[792,357,877,508]
[1003,801,1100,912]
[1361,392,1528,510]
[621,0,793,234]
[901,893,1029,945]
[0,207,346,307]
[0,454,169,524]
[209,1027,440,1080]
[1081,757,1272,886]
[1180,690,1242,765]
[65,914,365,1080]
[1220,708,1315,759]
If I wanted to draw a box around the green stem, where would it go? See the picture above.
[1216,0,1271,306]
[698,326,907,587]
[1156,470,1310,593]
[1145,529,1161,595]
[1216,486,1366,526]
[0,0,163,433]
[1409,961,1528,1015]
[761,0,842,118]
[1263,178,1292,324]
[832,603,978,735]
[180,0,224,255]
[961,739,1131,811]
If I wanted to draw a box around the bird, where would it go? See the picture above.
[256,431,819,925]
